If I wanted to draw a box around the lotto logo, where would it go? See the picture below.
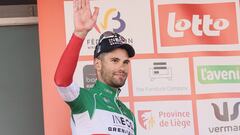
[168,12,229,37]
[158,3,238,46]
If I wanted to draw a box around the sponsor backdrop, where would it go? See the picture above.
[38,0,240,134]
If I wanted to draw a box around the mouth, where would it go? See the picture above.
[114,72,127,79]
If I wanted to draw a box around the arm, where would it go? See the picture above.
[54,34,84,87]
[54,0,99,87]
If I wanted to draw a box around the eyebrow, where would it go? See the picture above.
[123,59,130,63]
[110,57,120,61]
[110,57,130,63]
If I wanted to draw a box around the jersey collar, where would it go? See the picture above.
[93,80,120,99]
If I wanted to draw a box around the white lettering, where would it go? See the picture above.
[167,12,229,37]
[200,68,240,80]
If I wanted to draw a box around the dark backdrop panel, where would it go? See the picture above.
[0,25,44,135]
[0,0,36,5]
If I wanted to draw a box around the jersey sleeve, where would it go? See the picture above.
[56,82,80,102]
[54,34,84,87]
[57,85,91,115]
[54,33,84,101]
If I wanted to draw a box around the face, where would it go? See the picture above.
[94,48,130,88]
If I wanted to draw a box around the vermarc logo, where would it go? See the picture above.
[212,102,240,121]
[208,102,240,134]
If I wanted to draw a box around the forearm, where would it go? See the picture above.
[54,33,84,87]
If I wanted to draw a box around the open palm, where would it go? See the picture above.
[73,0,99,36]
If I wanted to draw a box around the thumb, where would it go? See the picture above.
[92,7,99,22]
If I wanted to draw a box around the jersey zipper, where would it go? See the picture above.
[114,90,123,115]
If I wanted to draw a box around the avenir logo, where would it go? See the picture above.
[197,65,240,84]
[157,2,238,46]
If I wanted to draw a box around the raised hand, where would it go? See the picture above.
[73,0,99,38]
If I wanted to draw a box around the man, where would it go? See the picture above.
[54,0,136,134]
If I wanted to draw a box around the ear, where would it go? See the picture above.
[94,58,102,71]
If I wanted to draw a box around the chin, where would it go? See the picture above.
[111,77,127,88]
[116,81,126,88]
[111,81,125,88]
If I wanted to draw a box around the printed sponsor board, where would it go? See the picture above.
[193,56,240,94]
[135,101,194,135]
[197,98,240,135]
[64,0,154,56]
[38,0,240,134]
[152,0,240,53]
[131,58,191,96]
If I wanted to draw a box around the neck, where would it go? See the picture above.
[97,79,119,90]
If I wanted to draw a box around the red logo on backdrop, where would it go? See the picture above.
[138,110,156,130]
[158,3,238,46]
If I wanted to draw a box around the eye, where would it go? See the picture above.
[123,60,130,65]
[111,58,120,63]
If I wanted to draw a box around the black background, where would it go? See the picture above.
[0,0,36,5]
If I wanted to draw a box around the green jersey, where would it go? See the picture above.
[57,80,136,135]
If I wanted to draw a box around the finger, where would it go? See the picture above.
[92,7,99,22]
[81,0,86,8]
[73,0,78,11]
[78,0,82,8]
[74,0,81,10]
[85,0,90,9]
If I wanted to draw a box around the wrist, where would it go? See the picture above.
[73,31,88,39]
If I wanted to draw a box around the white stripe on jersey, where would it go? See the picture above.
[57,82,80,102]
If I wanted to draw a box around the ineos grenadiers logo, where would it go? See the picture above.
[108,115,134,135]
[197,65,240,84]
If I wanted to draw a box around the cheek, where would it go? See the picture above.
[123,64,129,72]
[101,63,113,73]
